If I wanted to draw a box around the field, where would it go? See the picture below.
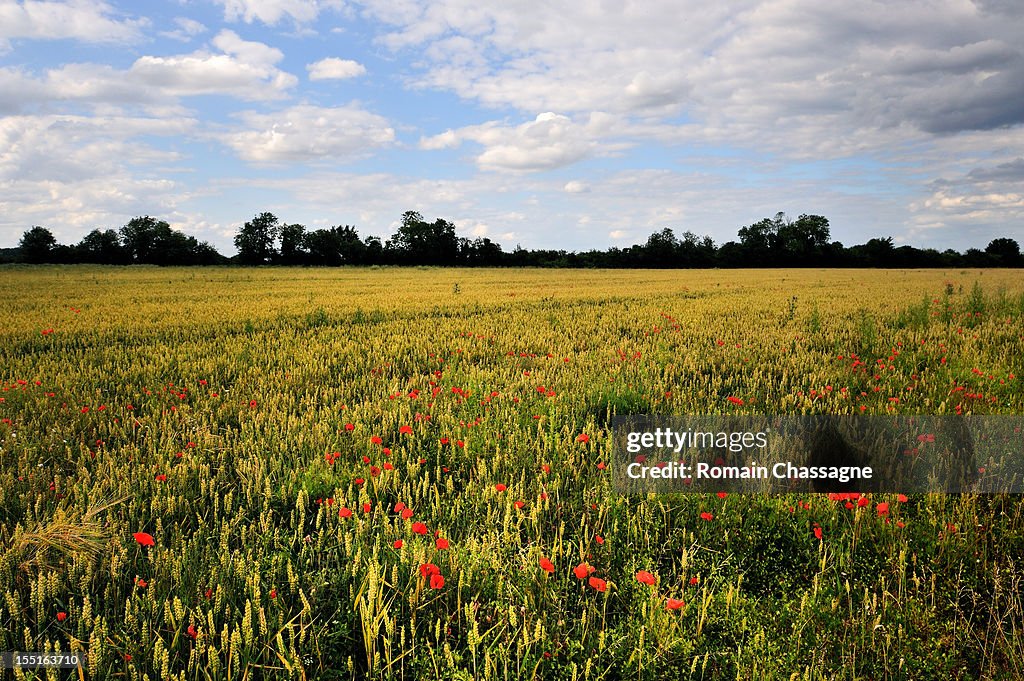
[1,266,1023,680]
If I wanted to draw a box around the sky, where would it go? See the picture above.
[1,0,1022,255]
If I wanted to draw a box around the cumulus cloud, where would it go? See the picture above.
[307,57,366,80]
[420,112,624,172]
[361,0,1024,142]
[159,17,208,42]
[214,0,344,25]
[0,0,146,51]
[222,104,395,162]
[0,113,198,244]
[0,30,297,110]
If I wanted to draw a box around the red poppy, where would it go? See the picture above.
[814,527,823,540]
[339,507,352,518]
[402,508,414,520]
[204,588,213,599]
[57,611,67,622]
[635,570,656,586]
[700,512,714,521]
[573,563,593,579]
[514,500,525,510]
[420,563,440,578]
[393,539,404,549]
[436,538,450,550]
[362,503,371,513]
[429,573,445,589]
[665,598,684,611]
[494,483,507,492]
[577,434,590,443]
[412,522,428,535]
[876,502,890,516]
[394,502,406,512]
[588,576,607,592]
[187,624,197,638]
[136,578,148,588]
[689,576,699,586]
[248,400,257,409]
[270,589,277,599]
[133,532,155,547]
[594,535,605,544]
[370,436,383,445]
[399,425,413,434]
[726,396,744,405]
[540,557,555,573]
[344,423,355,431]
[897,494,908,503]
[542,464,551,474]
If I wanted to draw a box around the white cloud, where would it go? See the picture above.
[223,104,395,162]
[0,0,146,50]
[215,0,344,25]
[0,30,297,109]
[159,17,208,42]
[307,57,366,80]
[0,113,198,245]
[563,180,589,193]
[420,112,624,172]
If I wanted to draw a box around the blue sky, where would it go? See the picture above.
[1,0,1022,254]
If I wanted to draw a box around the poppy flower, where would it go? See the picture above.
[573,563,593,579]
[436,538,450,550]
[635,570,656,586]
[133,532,155,547]
[876,502,890,517]
[594,535,605,544]
[394,502,406,512]
[689,576,699,586]
[402,508,414,520]
[541,464,551,474]
[665,598,684,611]
[370,436,383,445]
[136,578,148,588]
[700,512,714,521]
[494,483,507,492]
[577,434,590,443]
[420,563,440,578]
[412,522,428,535]
[155,474,167,482]
[270,589,277,599]
[429,573,445,589]
[514,500,525,510]
[588,576,607,592]
[57,611,68,622]
[814,527,823,540]
[248,400,257,409]
[399,425,413,434]
[539,557,555,573]
[897,494,908,503]
[393,539,404,549]
[726,396,744,406]
[362,503,371,513]
[344,423,355,431]
[339,507,352,518]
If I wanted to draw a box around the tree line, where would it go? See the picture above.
[6,210,1022,268]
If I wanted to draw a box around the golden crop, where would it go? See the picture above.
[1,266,1022,680]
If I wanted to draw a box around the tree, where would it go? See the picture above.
[76,229,127,264]
[235,212,279,265]
[18,226,58,263]
[387,211,460,265]
[120,216,165,264]
[278,223,308,265]
[985,238,1022,266]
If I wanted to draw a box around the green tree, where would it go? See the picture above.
[235,212,279,265]
[120,216,165,263]
[985,238,1022,266]
[278,223,308,265]
[18,226,58,263]
[76,229,127,264]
